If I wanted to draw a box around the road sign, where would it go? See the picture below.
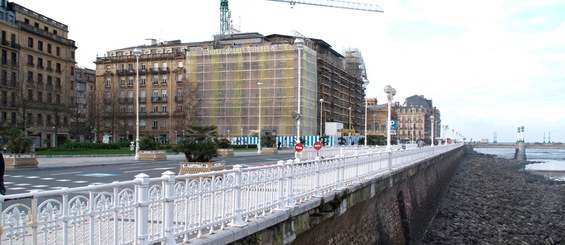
[314,141,322,150]
[294,143,304,152]
[391,120,397,130]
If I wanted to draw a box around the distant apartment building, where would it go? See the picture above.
[73,66,95,142]
[0,1,77,147]
[366,98,388,137]
[94,33,367,144]
[396,95,441,143]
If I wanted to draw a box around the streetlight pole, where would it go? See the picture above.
[133,48,141,160]
[443,125,449,145]
[295,37,304,146]
[257,82,263,154]
[348,106,352,145]
[319,98,324,140]
[363,79,369,147]
[384,85,396,152]
[430,115,435,146]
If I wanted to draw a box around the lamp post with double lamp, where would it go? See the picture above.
[257,82,263,154]
[430,115,435,146]
[319,98,324,140]
[348,107,352,145]
[295,37,304,147]
[443,125,449,145]
[384,85,396,152]
[133,48,142,160]
[363,79,369,146]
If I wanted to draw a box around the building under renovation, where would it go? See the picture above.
[94,32,367,145]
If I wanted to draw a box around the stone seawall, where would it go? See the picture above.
[228,147,464,245]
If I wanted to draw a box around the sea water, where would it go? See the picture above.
[473,147,565,181]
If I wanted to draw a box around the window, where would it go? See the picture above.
[140,76,146,85]
[105,79,111,87]
[177,74,183,83]
[38,40,43,51]
[140,90,146,98]
[152,90,158,98]
[27,55,33,65]
[161,89,167,99]
[161,76,167,85]
[153,105,158,112]
[119,78,125,86]
[152,120,158,129]
[28,37,33,48]
[141,64,147,71]
[28,90,33,100]
[37,57,43,68]
[56,95,60,104]
[161,105,167,112]
[176,88,182,97]
[47,93,52,104]
[127,105,133,113]
[161,120,167,129]
[177,105,183,112]
[128,77,133,86]
[56,47,60,56]
[38,91,43,102]
[177,61,183,68]
[140,105,146,112]
[140,120,146,128]
[127,90,133,98]
[37,73,43,84]
[47,44,52,54]
[152,77,158,85]
[37,113,42,125]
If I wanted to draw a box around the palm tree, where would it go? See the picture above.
[174,125,219,162]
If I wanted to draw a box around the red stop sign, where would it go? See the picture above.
[314,141,322,150]
[294,143,304,152]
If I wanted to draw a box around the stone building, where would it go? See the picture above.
[0,1,77,147]
[396,95,441,143]
[94,33,367,144]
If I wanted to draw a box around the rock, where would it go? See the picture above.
[421,154,565,244]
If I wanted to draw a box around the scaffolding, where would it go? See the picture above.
[187,44,318,137]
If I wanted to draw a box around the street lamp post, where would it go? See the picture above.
[133,48,142,160]
[295,37,304,147]
[348,107,352,145]
[443,125,449,145]
[384,85,396,152]
[257,82,263,154]
[319,98,324,140]
[363,79,369,147]
[430,115,435,146]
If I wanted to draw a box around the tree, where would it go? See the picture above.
[1,127,33,153]
[174,125,219,162]
[139,135,159,150]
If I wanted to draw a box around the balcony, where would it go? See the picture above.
[175,96,183,102]
[139,97,146,103]
[151,96,160,102]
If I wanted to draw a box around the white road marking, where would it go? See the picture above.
[56,179,72,182]
[41,178,55,180]
[31,185,49,188]
[14,183,31,186]
[51,171,82,176]
[24,176,40,179]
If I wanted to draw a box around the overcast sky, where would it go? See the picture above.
[14,0,565,143]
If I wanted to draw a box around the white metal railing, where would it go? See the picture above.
[0,143,462,245]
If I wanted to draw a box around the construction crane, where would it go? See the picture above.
[219,0,382,35]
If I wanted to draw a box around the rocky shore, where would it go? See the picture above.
[421,152,565,244]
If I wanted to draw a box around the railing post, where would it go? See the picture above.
[354,152,359,182]
[286,159,295,207]
[135,173,150,245]
[274,160,287,211]
[314,157,322,198]
[162,171,177,245]
[230,164,246,227]
[387,150,393,172]
[366,153,373,180]
[337,154,345,190]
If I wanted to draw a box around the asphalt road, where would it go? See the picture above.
[4,152,296,196]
